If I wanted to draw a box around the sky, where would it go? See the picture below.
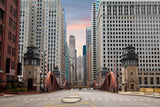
[61,0,95,56]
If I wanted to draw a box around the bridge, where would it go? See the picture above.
[45,71,117,93]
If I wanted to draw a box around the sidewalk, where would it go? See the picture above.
[0,94,16,98]
[118,91,160,99]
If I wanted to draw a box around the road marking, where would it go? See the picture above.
[16,99,20,101]
[92,98,95,100]
[51,98,55,100]
[44,98,48,100]
[37,98,41,100]
[98,98,102,100]
[85,101,97,107]
[85,98,88,100]
[23,99,27,101]
[112,99,116,101]
[147,99,151,102]
[44,100,60,107]
[105,99,109,101]
[133,99,137,101]
[126,99,130,101]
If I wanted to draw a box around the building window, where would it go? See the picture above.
[12,48,15,57]
[10,5,13,13]
[156,77,160,84]
[8,31,12,41]
[139,77,142,84]
[150,77,154,85]
[0,8,4,20]
[0,0,4,4]
[7,45,11,54]
[0,41,1,51]
[9,17,12,27]
[11,61,15,70]
[144,77,148,84]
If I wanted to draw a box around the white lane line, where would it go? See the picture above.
[44,98,48,100]
[37,98,41,100]
[105,99,109,101]
[58,98,61,100]
[119,99,123,101]
[140,99,144,101]
[147,99,151,102]
[85,98,88,101]
[112,99,117,101]
[126,99,130,101]
[24,100,31,103]
[23,99,27,101]
[51,98,55,100]
[133,99,137,101]
[98,98,102,101]
[16,99,20,101]
[92,98,95,100]
[30,99,34,101]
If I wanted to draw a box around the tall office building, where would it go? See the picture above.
[83,45,87,85]
[91,2,97,82]
[77,56,83,82]
[96,0,101,14]
[69,35,76,85]
[0,0,21,86]
[86,27,92,85]
[19,0,66,86]
[97,0,160,84]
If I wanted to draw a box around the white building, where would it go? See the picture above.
[69,35,76,85]
[19,0,66,86]
[97,0,160,83]
[91,2,97,82]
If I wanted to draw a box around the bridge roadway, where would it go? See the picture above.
[0,90,159,107]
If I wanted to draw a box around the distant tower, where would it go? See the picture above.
[121,46,139,92]
[83,45,87,85]
[69,35,76,85]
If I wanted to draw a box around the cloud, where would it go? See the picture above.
[61,0,95,56]
[68,23,91,30]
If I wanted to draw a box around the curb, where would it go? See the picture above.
[118,93,160,99]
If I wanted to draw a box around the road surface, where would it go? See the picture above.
[0,90,159,107]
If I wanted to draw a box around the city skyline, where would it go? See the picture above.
[62,0,95,56]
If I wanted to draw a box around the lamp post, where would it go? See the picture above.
[39,49,48,92]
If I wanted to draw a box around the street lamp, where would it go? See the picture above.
[39,49,48,92]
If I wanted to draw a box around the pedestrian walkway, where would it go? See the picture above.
[118,91,160,98]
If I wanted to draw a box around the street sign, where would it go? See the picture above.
[0,70,3,73]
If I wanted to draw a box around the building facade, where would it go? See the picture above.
[69,35,76,85]
[91,2,97,82]
[83,45,87,85]
[97,0,160,86]
[86,27,92,85]
[19,0,66,86]
[0,0,20,86]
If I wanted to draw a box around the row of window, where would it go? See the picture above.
[8,31,16,43]
[139,77,160,85]
[104,5,160,16]
[10,4,17,18]
[7,45,15,57]
[9,17,17,30]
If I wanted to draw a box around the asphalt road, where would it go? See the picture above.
[0,90,159,107]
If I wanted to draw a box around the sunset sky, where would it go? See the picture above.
[62,0,95,56]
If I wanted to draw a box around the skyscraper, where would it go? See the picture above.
[69,35,76,85]
[19,0,66,85]
[83,45,87,85]
[86,26,92,85]
[97,0,160,84]
[91,2,97,82]
[0,0,21,85]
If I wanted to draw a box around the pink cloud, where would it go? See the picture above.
[67,24,91,30]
